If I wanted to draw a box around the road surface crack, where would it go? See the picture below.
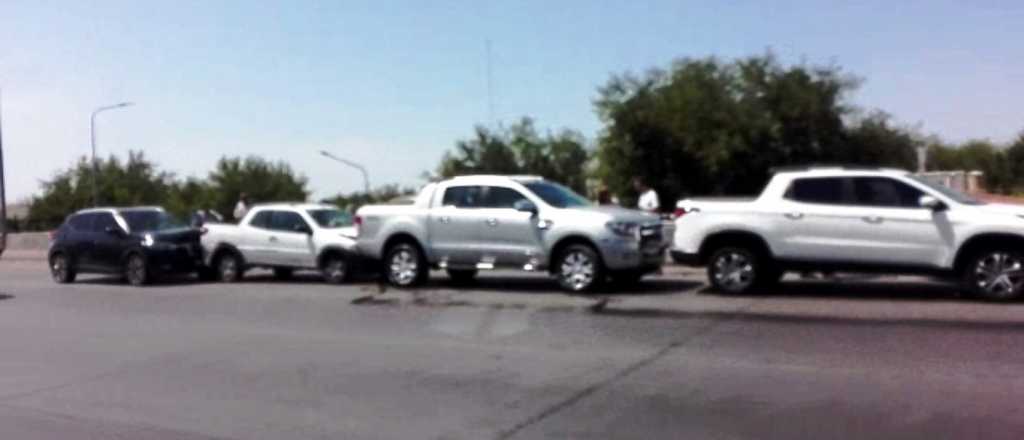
[494,299,760,440]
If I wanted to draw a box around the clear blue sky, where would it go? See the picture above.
[2,0,1023,201]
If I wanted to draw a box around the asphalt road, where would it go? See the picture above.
[2,260,1024,439]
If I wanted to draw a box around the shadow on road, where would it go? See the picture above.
[701,278,968,303]
[593,306,1024,332]
[416,274,701,296]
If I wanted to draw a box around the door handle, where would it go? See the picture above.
[784,212,804,220]
[269,236,279,242]
[485,218,498,227]
[862,216,884,224]
[438,216,451,224]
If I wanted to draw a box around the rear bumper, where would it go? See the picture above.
[669,249,701,266]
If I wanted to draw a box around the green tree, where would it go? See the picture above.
[27,151,175,229]
[595,54,860,206]
[206,156,310,220]
[321,184,419,212]
[437,118,591,193]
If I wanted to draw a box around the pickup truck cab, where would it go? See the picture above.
[673,166,1024,301]
[356,175,668,292]
[201,203,357,283]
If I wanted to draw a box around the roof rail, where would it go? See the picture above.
[769,164,896,174]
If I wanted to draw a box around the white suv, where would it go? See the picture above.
[672,167,1024,300]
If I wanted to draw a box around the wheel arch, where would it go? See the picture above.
[953,233,1024,274]
[210,243,246,267]
[548,235,603,274]
[698,230,774,265]
[316,246,352,269]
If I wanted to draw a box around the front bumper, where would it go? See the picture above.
[600,238,666,271]
[146,244,204,274]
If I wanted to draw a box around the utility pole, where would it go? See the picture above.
[0,88,7,258]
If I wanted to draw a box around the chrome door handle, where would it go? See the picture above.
[486,218,498,227]
[784,212,804,220]
[862,216,884,224]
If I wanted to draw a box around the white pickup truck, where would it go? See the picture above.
[672,166,1024,301]
[356,175,668,292]
[201,203,358,283]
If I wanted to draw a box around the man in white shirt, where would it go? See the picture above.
[633,178,660,213]
[233,193,251,221]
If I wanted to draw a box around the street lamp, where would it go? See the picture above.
[91,102,133,206]
[319,150,371,195]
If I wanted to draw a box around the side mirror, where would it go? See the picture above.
[104,225,126,236]
[293,223,312,235]
[514,200,538,215]
[919,195,946,211]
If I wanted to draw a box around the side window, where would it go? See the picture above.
[852,177,924,208]
[441,186,484,208]
[67,213,96,232]
[248,211,273,229]
[92,213,120,233]
[270,211,310,233]
[483,186,529,209]
[784,177,852,205]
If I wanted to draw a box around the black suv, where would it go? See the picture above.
[48,207,205,286]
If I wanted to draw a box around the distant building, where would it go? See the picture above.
[916,170,985,194]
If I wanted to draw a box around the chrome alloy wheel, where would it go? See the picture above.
[559,250,596,291]
[712,251,755,292]
[971,252,1024,299]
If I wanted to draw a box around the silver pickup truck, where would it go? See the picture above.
[355,175,669,292]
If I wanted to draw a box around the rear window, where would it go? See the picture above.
[67,213,96,231]
[441,186,484,208]
[784,177,852,205]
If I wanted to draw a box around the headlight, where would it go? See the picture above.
[141,234,155,247]
[606,221,639,238]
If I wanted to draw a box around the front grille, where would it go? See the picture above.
[639,223,663,253]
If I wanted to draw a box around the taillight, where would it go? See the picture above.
[354,215,363,235]
[672,208,687,219]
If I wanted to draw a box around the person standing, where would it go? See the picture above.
[634,178,660,213]
[233,193,251,221]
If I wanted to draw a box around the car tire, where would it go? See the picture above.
[446,269,478,284]
[50,253,77,284]
[215,252,244,283]
[124,253,151,287]
[555,244,605,293]
[707,246,765,294]
[321,254,349,284]
[384,242,427,288]
[962,248,1024,301]
[273,268,294,280]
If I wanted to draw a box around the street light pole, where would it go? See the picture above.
[0,88,7,258]
[319,150,371,195]
[90,102,133,206]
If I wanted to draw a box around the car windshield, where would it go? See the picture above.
[120,210,187,232]
[523,181,592,208]
[907,175,985,205]
[307,209,353,228]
